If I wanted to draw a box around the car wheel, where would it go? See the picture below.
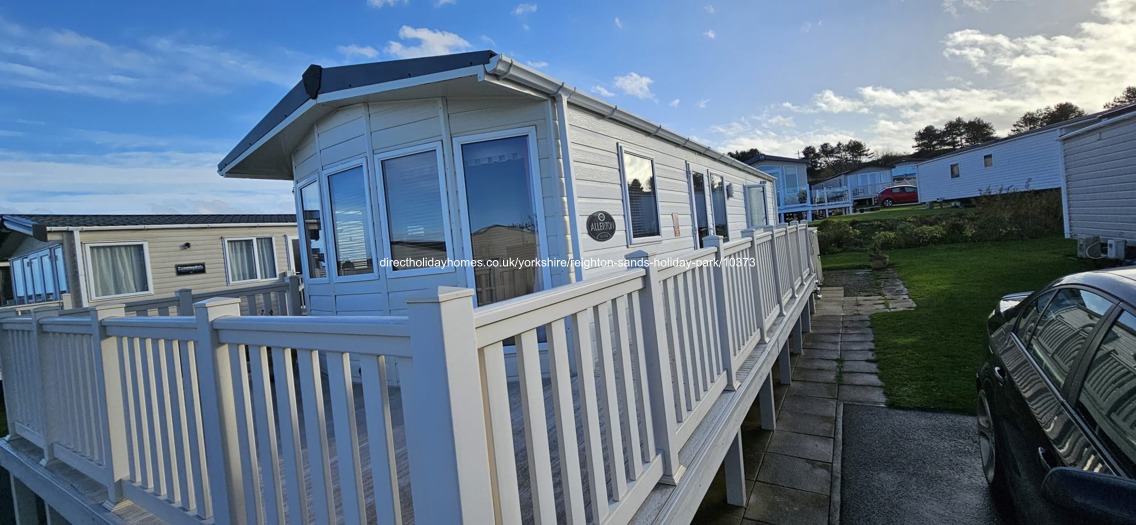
[883,198,893,207]
[977,389,1008,495]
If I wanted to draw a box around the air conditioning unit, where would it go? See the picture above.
[1106,239,1127,260]
[1077,236,1100,258]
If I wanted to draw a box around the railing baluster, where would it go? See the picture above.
[296,348,335,524]
[359,354,402,525]
[546,318,586,522]
[326,350,367,524]
[571,308,609,523]
[612,295,644,479]
[595,300,628,500]
[479,342,522,524]
[249,345,285,524]
[270,347,308,525]
[704,236,736,390]
[516,328,556,523]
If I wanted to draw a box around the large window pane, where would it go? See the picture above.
[462,135,539,306]
[692,172,709,247]
[300,182,327,279]
[256,237,277,278]
[327,166,374,277]
[711,174,729,241]
[1028,288,1110,387]
[745,184,769,227]
[89,244,149,298]
[382,150,448,270]
[227,239,258,281]
[53,245,67,292]
[1077,311,1136,473]
[12,260,26,300]
[622,151,660,238]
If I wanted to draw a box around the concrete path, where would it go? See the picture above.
[693,271,915,525]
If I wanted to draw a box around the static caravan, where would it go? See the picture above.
[1060,105,1136,256]
[219,51,777,314]
[745,154,806,222]
[0,214,297,309]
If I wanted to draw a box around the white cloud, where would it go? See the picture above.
[0,17,300,101]
[705,5,716,14]
[592,85,615,98]
[480,34,498,48]
[712,0,1136,154]
[768,115,796,128]
[435,0,456,5]
[336,44,379,59]
[703,30,717,39]
[669,98,680,107]
[513,3,537,15]
[526,60,548,68]
[367,0,407,7]
[385,26,472,59]
[614,17,623,28]
[698,99,709,109]
[0,150,293,214]
[614,72,655,100]
[942,0,1013,16]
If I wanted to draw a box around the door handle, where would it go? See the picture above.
[993,366,1007,385]
[1038,447,1056,472]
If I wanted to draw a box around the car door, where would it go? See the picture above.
[994,287,1114,523]
[1069,306,1136,477]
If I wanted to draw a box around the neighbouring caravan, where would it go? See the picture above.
[219,51,778,315]
[1060,106,1136,254]
[0,214,297,308]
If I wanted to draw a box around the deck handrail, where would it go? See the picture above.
[0,222,822,525]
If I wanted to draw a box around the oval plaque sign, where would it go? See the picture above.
[586,211,617,242]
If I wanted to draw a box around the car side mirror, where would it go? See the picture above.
[1041,467,1136,524]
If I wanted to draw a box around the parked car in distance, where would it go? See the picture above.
[873,185,918,207]
[979,267,1136,524]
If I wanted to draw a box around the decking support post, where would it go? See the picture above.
[703,235,738,390]
[742,229,768,344]
[724,430,746,506]
[285,275,303,315]
[90,304,130,508]
[404,287,495,524]
[193,297,246,525]
[778,341,792,385]
[802,296,813,333]
[34,307,62,465]
[764,226,787,317]
[758,374,776,431]
[10,475,38,525]
[791,317,804,356]
[176,288,194,316]
[627,251,685,485]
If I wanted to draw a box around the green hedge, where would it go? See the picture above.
[816,189,1063,254]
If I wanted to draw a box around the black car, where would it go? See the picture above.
[979,267,1136,524]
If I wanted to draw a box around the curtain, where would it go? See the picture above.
[227,239,257,281]
[256,238,277,278]
[90,244,148,297]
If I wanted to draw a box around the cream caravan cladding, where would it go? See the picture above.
[1061,110,1136,243]
[221,51,774,315]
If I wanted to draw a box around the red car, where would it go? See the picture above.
[874,185,919,207]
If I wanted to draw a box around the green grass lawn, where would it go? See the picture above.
[864,236,1097,413]
[814,205,970,224]
[820,251,870,271]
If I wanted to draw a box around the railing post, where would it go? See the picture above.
[89,304,129,508]
[703,236,738,391]
[285,275,303,316]
[176,289,194,316]
[742,229,768,343]
[787,222,802,299]
[403,287,495,524]
[626,251,685,484]
[59,293,74,310]
[193,297,245,524]
[34,307,62,465]
[763,226,787,317]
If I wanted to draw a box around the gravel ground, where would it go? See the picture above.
[823,270,879,297]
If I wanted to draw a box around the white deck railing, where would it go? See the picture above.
[0,223,818,525]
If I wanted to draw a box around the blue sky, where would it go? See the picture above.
[1,0,1132,213]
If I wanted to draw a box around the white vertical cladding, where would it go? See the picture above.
[1062,115,1136,242]
[915,128,1066,203]
[566,105,770,277]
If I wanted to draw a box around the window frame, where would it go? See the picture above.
[321,157,379,283]
[1024,286,1112,389]
[743,183,770,229]
[222,236,279,284]
[617,144,663,245]
[709,171,729,241]
[295,174,330,283]
[84,241,154,300]
[950,163,960,179]
[374,141,455,279]
[984,154,993,168]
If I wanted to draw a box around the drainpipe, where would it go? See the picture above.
[555,91,585,282]
[71,229,90,307]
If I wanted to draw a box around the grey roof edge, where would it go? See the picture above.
[219,51,769,181]
[746,154,808,165]
[1,214,297,230]
[1059,103,1136,141]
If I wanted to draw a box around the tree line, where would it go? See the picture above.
[728,86,1136,182]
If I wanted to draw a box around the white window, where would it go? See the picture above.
[710,173,729,241]
[950,163,961,178]
[984,154,993,168]
[619,146,661,241]
[87,242,152,299]
[298,179,328,280]
[744,184,770,228]
[225,237,278,283]
[326,163,376,277]
[376,143,451,275]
